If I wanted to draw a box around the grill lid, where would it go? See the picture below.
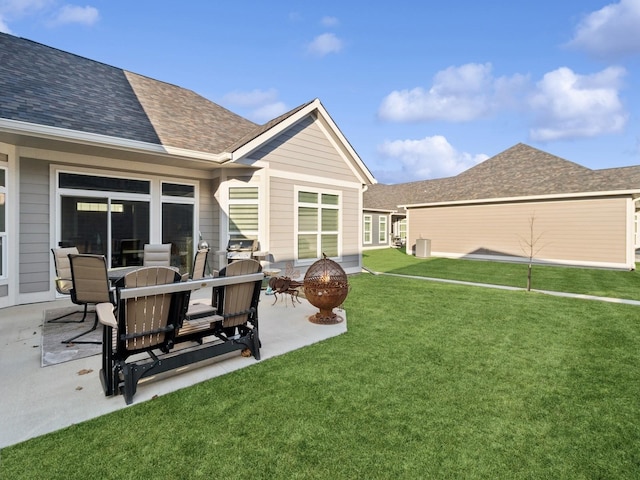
[227,238,258,252]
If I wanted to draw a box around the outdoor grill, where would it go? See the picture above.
[226,238,258,262]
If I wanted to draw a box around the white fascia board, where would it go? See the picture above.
[365,208,397,213]
[313,101,377,185]
[400,189,640,209]
[0,118,231,163]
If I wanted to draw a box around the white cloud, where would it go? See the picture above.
[377,135,488,180]
[0,1,99,29]
[221,88,288,123]
[0,15,11,32]
[306,32,343,57]
[0,0,51,30]
[49,4,98,26]
[222,88,279,108]
[567,0,640,58]
[378,63,528,122]
[0,0,52,15]
[528,66,628,141]
[250,102,288,122]
[320,16,339,27]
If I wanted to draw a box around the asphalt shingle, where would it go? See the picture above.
[0,33,263,155]
[364,143,640,210]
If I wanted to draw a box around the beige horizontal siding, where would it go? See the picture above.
[253,116,356,183]
[19,158,51,294]
[269,176,361,270]
[408,197,629,265]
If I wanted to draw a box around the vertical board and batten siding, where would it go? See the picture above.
[408,197,629,265]
[19,158,50,293]
[251,116,357,183]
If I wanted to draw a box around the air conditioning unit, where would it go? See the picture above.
[415,238,431,258]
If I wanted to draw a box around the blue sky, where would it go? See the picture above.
[2,1,640,184]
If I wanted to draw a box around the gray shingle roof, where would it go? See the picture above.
[0,33,264,154]
[364,143,640,210]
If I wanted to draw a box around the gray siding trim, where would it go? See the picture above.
[19,158,50,294]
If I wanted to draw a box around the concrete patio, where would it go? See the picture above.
[0,289,347,448]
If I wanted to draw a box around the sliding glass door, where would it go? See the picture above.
[57,173,196,272]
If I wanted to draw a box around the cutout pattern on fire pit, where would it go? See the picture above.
[303,254,349,324]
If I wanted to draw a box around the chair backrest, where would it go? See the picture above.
[51,247,79,294]
[215,258,262,328]
[143,243,171,267]
[190,248,209,280]
[68,254,113,305]
[120,266,182,351]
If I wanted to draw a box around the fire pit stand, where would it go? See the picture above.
[303,255,349,324]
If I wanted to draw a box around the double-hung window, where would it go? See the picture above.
[297,189,340,261]
[379,216,387,243]
[363,214,372,244]
[228,186,259,239]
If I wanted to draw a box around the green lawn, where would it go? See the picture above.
[364,248,640,301]
[2,269,640,478]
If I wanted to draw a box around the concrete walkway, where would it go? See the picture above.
[0,290,347,448]
[377,271,640,306]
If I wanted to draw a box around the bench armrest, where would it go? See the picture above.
[96,302,117,328]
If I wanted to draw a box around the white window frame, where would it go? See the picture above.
[379,215,388,244]
[363,214,372,244]
[227,185,260,239]
[295,186,342,265]
[53,169,198,268]
[398,218,407,241]
[0,166,6,279]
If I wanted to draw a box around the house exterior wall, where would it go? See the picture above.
[19,157,50,296]
[362,211,391,249]
[2,110,369,308]
[249,115,364,276]
[407,196,632,269]
[267,176,362,277]
[251,116,357,182]
[9,147,220,305]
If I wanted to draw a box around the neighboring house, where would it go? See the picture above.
[0,33,375,308]
[365,143,640,270]
[362,185,408,249]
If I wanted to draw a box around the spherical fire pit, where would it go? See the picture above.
[303,255,349,324]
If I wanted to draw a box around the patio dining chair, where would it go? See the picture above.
[64,254,115,344]
[190,247,209,280]
[183,247,216,320]
[143,243,171,267]
[49,246,83,323]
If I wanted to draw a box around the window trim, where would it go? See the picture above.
[0,165,6,279]
[54,169,198,269]
[294,186,342,265]
[227,185,260,239]
[379,215,388,244]
[363,214,372,244]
